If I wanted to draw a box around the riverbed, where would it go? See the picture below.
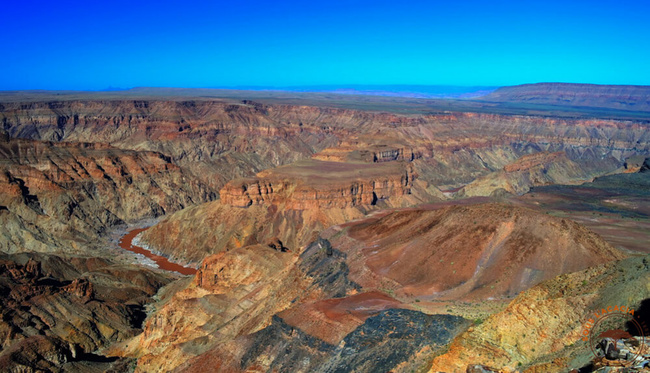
[118,228,197,276]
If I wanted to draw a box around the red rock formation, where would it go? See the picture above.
[330,203,625,300]
[219,159,417,209]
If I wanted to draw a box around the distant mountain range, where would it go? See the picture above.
[1,83,649,120]
[217,85,498,99]
[479,82,650,112]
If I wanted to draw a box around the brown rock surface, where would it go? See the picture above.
[136,199,366,266]
[329,203,625,300]
[0,137,214,254]
[277,291,407,345]
[0,253,172,372]
[428,254,650,372]
[219,159,421,209]
[128,244,315,372]
[459,151,600,197]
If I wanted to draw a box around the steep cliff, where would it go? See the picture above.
[219,159,420,209]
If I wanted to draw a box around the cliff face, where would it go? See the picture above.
[138,158,430,266]
[480,83,650,111]
[219,160,418,209]
[0,137,214,254]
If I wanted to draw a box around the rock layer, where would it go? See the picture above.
[458,151,611,197]
[219,160,418,209]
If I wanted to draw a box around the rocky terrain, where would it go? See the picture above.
[0,89,649,372]
[458,151,611,197]
[0,252,174,372]
[429,253,650,372]
[122,202,628,372]
[0,135,214,255]
[3,100,648,191]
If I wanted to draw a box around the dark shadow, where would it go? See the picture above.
[128,304,148,329]
[627,298,650,336]
[577,362,595,373]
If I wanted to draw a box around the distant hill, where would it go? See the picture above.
[479,82,650,111]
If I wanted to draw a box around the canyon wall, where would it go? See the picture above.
[0,137,214,254]
[2,101,649,192]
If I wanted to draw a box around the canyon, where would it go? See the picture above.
[0,84,649,372]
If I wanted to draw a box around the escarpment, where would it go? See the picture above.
[2,100,649,192]
[219,159,419,209]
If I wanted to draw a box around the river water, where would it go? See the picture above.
[118,228,197,276]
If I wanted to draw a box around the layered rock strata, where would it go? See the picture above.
[0,137,214,254]
[219,160,417,209]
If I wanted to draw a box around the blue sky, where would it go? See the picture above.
[2,0,649,90]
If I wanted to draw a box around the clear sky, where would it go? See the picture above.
[2,0,649,90]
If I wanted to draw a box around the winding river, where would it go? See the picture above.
[118,228,197,276]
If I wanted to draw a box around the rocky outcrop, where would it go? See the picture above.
[624,155,650,173]
[179,308,469,373]
[129,244,314,372]
[311,142,433,163]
